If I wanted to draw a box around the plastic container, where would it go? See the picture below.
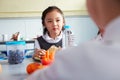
[62,25,76,48]
[6,41,26,64]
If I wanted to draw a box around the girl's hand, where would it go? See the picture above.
[33,49,46,60]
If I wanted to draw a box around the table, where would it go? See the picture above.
[0,58,34,80]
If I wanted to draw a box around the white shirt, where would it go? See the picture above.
[95,33,103,41]
[34,32,63,49]
[27,16,120,80]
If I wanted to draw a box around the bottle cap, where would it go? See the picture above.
[64,25,71,29]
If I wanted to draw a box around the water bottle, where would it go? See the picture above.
[62,25,75,48]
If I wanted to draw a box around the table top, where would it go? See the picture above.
[0,58,34,80]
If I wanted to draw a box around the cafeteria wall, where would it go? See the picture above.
[0,16,98,44]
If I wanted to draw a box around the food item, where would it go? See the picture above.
[33,45,60,62]
[41,50,53,65]
[6,41,26,64]
[0,64,2,73]
[41,57,53,65]
[26,62,46,74]
[8,50,24,64]
[33,56,41,61]
[41,45,59,65]
[27,45,60,74]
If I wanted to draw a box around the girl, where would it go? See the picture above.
[33,6,65,61]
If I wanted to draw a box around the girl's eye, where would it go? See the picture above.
[47,21,52,23]
[56,20,60,22]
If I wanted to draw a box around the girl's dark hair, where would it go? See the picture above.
[97,30,100,35]
[41,6,65,35]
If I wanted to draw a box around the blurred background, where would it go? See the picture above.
[0,0,98,51]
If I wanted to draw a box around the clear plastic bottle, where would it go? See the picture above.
[62,25,75,49]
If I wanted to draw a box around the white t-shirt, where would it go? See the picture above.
[94,33,103,41]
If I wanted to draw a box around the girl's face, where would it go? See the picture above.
[44,10,64,38]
